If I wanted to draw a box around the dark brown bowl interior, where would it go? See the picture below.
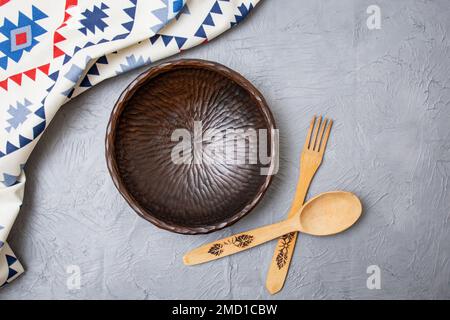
[106,59,276,234]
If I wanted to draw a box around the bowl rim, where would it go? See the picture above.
[105,59,277,234]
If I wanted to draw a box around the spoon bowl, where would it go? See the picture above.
[298,191,362,236]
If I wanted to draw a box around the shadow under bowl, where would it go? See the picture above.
[105,59,276,234]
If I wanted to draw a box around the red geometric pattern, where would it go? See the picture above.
[14,32,28,45]
[0,63,51,91]
[53,0,78,58]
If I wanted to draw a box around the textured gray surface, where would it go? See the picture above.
[1,0,450,299]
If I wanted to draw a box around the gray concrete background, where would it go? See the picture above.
[1,0,449,299]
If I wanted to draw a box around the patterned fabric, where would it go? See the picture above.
[0,0,259,287]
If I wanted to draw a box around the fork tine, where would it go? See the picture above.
[304,115,316,149]
[319,119,333,154]
[310,116,322,150]
[314,118,328,151]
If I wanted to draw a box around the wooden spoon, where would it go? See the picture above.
[183,191,362,266]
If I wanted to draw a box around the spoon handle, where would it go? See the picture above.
[183,219,298,266]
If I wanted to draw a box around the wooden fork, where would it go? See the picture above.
[265,115,332,294]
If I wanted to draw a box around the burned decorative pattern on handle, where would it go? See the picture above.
[208,243,224,256]
[232,234,254,248]
[276,232,295,269]
[208,234,254,256]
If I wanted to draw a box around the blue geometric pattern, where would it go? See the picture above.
[78,55,108,88]
[230,3,254,27]
[1,162,25,187]
[150,0,184,33]
[113,0,137,40]
[173,0,184,12]
[176,3,191,20]
[1,173,19,187]
[64,64,84,83]
[0,240,24,286]
[151,0,171,33]
[195,1,224,38]
[116,54,151,75]
[79,3,110,35]
[149,34,187,50]
[6,99,32,132]
[6,255,18,280]
[0,5,48,70]
[66,0,138,65]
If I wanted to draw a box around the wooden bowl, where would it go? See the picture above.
[105,59,276,234]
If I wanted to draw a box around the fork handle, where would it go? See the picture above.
[265,164,317,294]
[183,218,298,266]
[266,117,332,294]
